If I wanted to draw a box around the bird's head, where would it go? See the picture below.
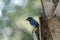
[26,17,33,21]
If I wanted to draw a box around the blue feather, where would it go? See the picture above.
[26,17,39,28]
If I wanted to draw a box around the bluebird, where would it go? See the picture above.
[26,17,39,31]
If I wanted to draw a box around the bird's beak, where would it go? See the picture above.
[26,19,28,20]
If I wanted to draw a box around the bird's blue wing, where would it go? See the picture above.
[29,19,39,28]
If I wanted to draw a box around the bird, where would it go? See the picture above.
[26,17,39,31]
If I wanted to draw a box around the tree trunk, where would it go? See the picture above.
[39,0,60,40]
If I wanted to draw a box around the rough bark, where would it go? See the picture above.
[40,0,60,40]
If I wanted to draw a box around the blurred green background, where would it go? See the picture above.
[0,0,42,40]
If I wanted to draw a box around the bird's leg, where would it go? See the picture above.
[33,28,37,32]
[32,28,35,33]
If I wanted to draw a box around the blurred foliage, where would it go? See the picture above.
[0,0,42,40]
